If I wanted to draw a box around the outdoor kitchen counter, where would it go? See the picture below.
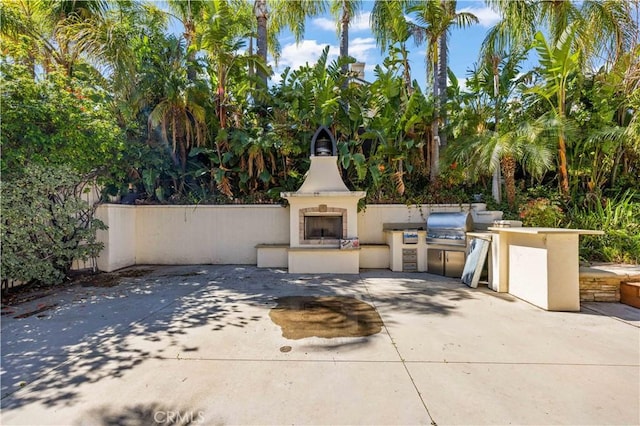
[384,228,427,272]
[488,227,604,311]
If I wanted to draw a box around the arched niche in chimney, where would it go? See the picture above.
[310,126,337,157]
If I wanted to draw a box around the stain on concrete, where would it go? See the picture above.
[78,268,153,287]
[270,296,383,340]
[13,303,58,319]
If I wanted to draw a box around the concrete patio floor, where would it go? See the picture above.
[1,265,638,425]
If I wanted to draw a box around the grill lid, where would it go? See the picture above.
[426,212,473,244]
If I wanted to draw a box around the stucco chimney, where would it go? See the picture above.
[351,62,365,80]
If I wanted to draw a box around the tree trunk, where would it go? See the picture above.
[501,155,516,208]
[248,36,254,78]
[492,56,502,204]
[402,44,413,94]
[438,30,448,151]
[340,1,349,75]
[430,37,440,182]
[557,131,570,197]
[179,137,187,172]
[217,84,227,129]
[557,86,570,197]
[255,0,268,87]
[491,168,502,204]
[184,18,197,82]
[430,121,440,182]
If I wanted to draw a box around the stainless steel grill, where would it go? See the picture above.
[426,211,473,278]
[426,212,473,246]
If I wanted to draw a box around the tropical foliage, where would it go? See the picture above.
[1,0,639,269]
[0,64,126,180]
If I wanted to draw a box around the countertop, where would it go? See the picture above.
[487,227,604,235]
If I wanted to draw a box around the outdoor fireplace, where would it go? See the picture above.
[281,126,366,273]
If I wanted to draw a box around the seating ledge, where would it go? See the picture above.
[257,243,389,248]
[579,266,640,281]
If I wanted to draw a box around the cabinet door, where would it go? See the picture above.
[427,249,444,275]
[444,251,466,278]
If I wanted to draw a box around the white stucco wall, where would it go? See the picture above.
[134,205,289,265]
[95,204,136,272]
[358,204,481,244]
[95,203,491,271]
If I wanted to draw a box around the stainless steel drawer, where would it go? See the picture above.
[403,262,417,271]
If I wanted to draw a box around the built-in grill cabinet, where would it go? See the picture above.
[426,212,473,277]
[427,249,465,277]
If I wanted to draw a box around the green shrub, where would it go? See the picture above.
[518,198,565,227]
[567,190,640,264]
[1,165,106,286]
[0,65,125,180]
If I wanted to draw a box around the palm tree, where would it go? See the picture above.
[329,0,362,74]
[580,0,638,67]
[147,36,207,173]
[528,24,581,197]
[167,0,207,82]
[1,1,46,76]
[253,0,268,85]
[254,0,325,86]
[409,0,477,106]
[449,117,556,208]
[483,0,638,67]
[409,0,477,180]
[464,47,529,204]
[481,1,638,198]
[197,0,268,196]
[370,0,415,91]
[0,0,114,78]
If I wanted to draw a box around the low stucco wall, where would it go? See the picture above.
[135,205,289,265]
[95,203,484,271]
[95,204,136,272]
[357,204,482,244]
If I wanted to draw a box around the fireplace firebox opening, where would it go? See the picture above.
[304,215,342,240]
[299,206,348,245]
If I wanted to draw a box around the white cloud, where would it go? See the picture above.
[456,77,470,92]
[271,37,375,75]
[312,11,371,32]
[272,40,339,72]
[458,6,501,28]
[351,11,371,32]
[349,37,376,62]
[312,17,336,32]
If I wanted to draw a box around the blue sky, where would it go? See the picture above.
[271,0,505,90]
